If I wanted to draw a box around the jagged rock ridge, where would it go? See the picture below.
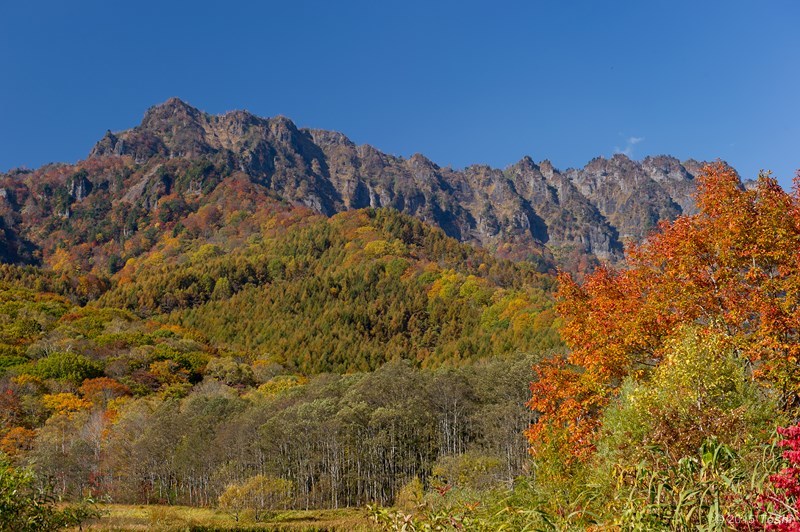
[89,99,715,261]
[2,98,720,267]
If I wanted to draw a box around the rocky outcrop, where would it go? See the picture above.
[67,170,92,201]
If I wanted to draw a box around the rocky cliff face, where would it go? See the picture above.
[11,98,722,267]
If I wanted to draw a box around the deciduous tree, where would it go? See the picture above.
[529,163,800,461]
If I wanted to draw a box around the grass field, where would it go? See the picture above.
[75,504,378,531]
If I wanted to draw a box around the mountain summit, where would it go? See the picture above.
[0,99,724,269]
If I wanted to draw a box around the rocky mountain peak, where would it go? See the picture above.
[139,98,206,140]
[219,109,259,129]
[267,115,302,144]
[90,130,122,157]
[407,154,439,176]
[538,160,556,178]
[144,97,200,118]
[79,99,725,265]
[515,156,539,173]
[308,129,356,149]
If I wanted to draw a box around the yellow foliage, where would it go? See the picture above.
[42,393,91,417]
[105,396,131,423]
[395,477,424,511]
[354,226,376,236]
[427,270,462,300]
[363,238,408,257]
[48,247,73,273]
[633,327,742,415]
[143,251,165,267]
[12,374,44,388]
[149,360,190,385]
[257,375,307,397]
[458,276,492,306]
[194,244,223,261]
[499,296,529,319]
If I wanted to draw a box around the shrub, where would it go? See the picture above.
[736,423,800,530]
[0,457,99,531]
[206,357,255,387]
[218,474,292,522]
[28,351,103,384]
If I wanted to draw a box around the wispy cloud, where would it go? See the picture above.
[614,136,645,157]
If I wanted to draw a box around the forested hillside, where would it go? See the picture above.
[0,273,539,508]
[0,198,561,524]
[98,208,558,372]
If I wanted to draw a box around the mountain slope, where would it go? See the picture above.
[1,98,725,274]
[88,98,713,260]
[97,206,559,373]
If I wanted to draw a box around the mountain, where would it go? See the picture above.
[1,98,721,273]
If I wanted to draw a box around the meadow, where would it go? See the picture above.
[77,504,375,531]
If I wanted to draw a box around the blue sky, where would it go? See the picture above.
[1,1,798,187]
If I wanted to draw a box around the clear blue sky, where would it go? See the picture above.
[1,1,798,187]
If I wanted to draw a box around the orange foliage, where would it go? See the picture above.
[0,426,37,457]
[79,377,131,405]
[149,360,190,385]
[528,163,800,461]
[0,390,22,429]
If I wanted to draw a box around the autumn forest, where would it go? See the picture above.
[1,101,800,531]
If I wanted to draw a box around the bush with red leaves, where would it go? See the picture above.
[733,424,800,531]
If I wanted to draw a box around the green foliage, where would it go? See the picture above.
[0,354,27,375]
[114,209,558,373]
[1,152,794,529]
[432,451,506,491]
[0,457,99,531]
[206,357,255,387]
[519,326,785,529]
[71,354,538,508]
[613,439,780,530]
[369,478,560,532]
[598,326,776,467]
[27,351,103,384]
